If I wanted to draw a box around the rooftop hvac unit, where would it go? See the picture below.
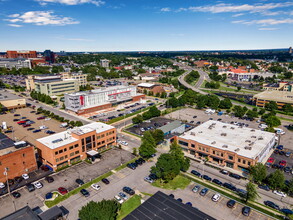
[249,143,254,146]
[245,146,252,150]
[258,137,264,140]
[251,136,256,138]
[222,145,228,148]
[223,125,227,128]
[245,140,251,143]
[251,129,255,132]
[199,131,203,133]
[230,127,235,129]
[190,132,195,136]
[235,148,240,152]
[211,141,216,144]
[221,133,227,136]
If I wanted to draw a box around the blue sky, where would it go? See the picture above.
[0,0,292,51]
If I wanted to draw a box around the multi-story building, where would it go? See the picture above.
[26,75,79,96]
[36,122,116,171]
[137,83,165,95]
[6,50,37,59]
[100,59,110,68]
[0,133,37,183]
[0,58,32,69]
[44,50,55,64]
[253,91,293,109]
[177,120,275,172]
[65,85,145,115]
[263,82,293,92]
[61,72,88,87]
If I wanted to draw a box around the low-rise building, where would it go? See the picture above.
[177,120,275,172]
[253,90,293,109]
[65,85,145,115]
[137,83,165,95]
[0,133,37,183]
[0,58,32,69]
[263,81,293,92]
[0,98,26,110]
[158,120,185,136]
[36,122,117,171]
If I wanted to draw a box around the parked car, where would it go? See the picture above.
[212,193,221,202]
[177,198,182,202]
[284,167,291,173]
[144,177,154,183]
[285,152,291,157]
[58,187,68,195]
[276,145,284,150]
[273,190,286,197]
[191,170,201,177]
[229,173,241,180]
[258,185,270,191]
[118,192,128,200]
[169,194,174,198]
[186,202,192,207]
[75,179,85,185]
[127,163,136,170]
[102,178,110,184]
[200,188,209,196]
[0,182,5,189]
[264,201,280,210]
[192,185,200,193]
[242,207,251,216]
[12,191,21,198]
[45,192,53,200]
[33,129,41,133]
[220,170,229,175]
[279,160,287,167]
[223,183,237,191]
[227,200,236,208]
[45,176,54,183]
[123,186,135,195]
[212,179,222,186]
[26,184,35,192]
[202,175,212,181]
[33,182,43,189]
[91,184,101,191]
[114,195,124,204]
[267,157,275,163]
[80,189,90,197]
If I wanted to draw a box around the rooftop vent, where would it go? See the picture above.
[258,137,264,140]
[251,129,255,132]
[52,138,63,144]
[190,132,195,136]
[251,136,257,138]
[245,140,251,143]
[235,148,240,152]
[222,145,228,148]
[221,133,227,136]
[245,146,252,150]
[249,143,254,146]
[199,131,203,133]
[223,125,227,128]
[230,127,235,130]
[211,141,216,144]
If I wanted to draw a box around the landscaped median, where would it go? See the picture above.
[151,175,191,190]
[44,157,139,208]
[182,172,284,220]
[117,195,142,220]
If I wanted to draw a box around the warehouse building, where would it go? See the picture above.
[36,122,116,171]
[177,120,276,172]
[253,90,293,109]
[0,98,26,110]
[65,85,145,115]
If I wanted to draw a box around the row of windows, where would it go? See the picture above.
[55,144,79,155]
[56,151,79,162]
[97,130,115,139]
[238,158,251,166]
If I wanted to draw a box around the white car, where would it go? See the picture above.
[33,182,43,189]
[144,177,154,184]
[273,190,286,197]
[22,174,29,180]
[0,182,5,189]
[91,184,101,191]
[114,195,124,204]
[212,193,221,202]
[45,117,51,121]
[121,141,128,146]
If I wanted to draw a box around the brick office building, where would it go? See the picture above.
[177,120,275,172]
[7,51,37,59]
[36,122,117,171]
[137,83,165,95]
[0,133,37,183]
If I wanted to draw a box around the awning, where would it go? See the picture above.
[86,150,100,156]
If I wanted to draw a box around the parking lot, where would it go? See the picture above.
[0,107,67,146]
[126,117,174,136]
[0,148,134,218]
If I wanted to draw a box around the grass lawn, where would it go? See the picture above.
[152,175,191,190]
[117,195,142,220]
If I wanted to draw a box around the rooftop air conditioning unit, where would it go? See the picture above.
[230,127,235,129]
[221,133,227,136]
[251,129,255,132]
[235,148,240,152]
[245,146,252,150]
[258,137,263,140]
[190,132,195,136]
[251,136,256,138]
[245,140,251,143]
[223,125,227,128]
[222,145,228,148]
[211,141,216,144]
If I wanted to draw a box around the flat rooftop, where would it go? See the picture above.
[253,90,293,104]
[159,120,183,134]
[137,83,155,88]
[125,191,215,220]
[179,120,275,159]
[0,133,29,156]
[37,122,115,149]
[66,85,135,96]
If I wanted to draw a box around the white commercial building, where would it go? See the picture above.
[0,58,32,69]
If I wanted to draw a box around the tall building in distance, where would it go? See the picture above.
[6,50,37,59]
[289,47,293,54]
[44,50,55,64]
[100,59,110,68]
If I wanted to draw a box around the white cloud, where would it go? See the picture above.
[7,24,23,27]
[161,7,171,12]
[6,11,79,26]
[233,18,293,25]
[179,2,293,14]
[232,13,244,17]
[35,0,105,6]
[259,27,279,30]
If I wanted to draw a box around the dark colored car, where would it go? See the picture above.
[258,185,270,191]
[12,192,21,198]
[123,186,135,195]
[191,170,201,177]
[45,192,53,200]
[169,194,175,198]
[26,183,35,192]
[27,128,34,131]
[137,158,145,163]
[14,114,20,116]
[229,173,241,180]
[274,150,279,154]
[177,198,182,202]
[212,179,222,186]
[186,202,192,207]
[135,159,143,165]
[280,209,293,215]
[227,200,236,208]
[277,145,284,150]
[58,187,68,195]
[264,201,280,210]
[223,183,237,191]
[76,179,85,185]
[23,124,31,128]
[200,188,209,196]
[242,207,251,216]
[80,189,90,197]
[127,163,136,170]
[220,170,229,175]
[284,167,291,173]
[13,119,19,122]
[102,178,110,184]
[149,173,157,180]
[279,151,286,156]
[33,129,41,133]
[37,116,45,120]
[45,176,54,183]
[202,175,212,181]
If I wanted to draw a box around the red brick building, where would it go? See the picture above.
[137,83,165,95]
[7,50,37,59]
[0,134,37,183]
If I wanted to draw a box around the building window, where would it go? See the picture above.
[243,160,246,164]
[75,144,79,148]
[64,148,67,152]
[69,146,73,150]
[55,151,58,155]
[238,159,241,163]
[56,158,59,162]
[101,134,105,138]
[228,155,233,160]
[59,150,63,154]
[70,152,74,157]
[65,155,68,159]
[97,136,100,139]
[23,153,26,157]
[179,140,188,147]
[75,151,79,155]
[60,156,64,161]
[248,161,251,166]
[191,144,195,148]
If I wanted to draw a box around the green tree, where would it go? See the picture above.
[258,108,266,115]
[166,97,179,108]
[282,104,293,114]
[78,200,120,220]
[139,141,157,158]
[265,101,278,111]
[249,163,267,184]
[206,95,220,109]
[169,141,190,172]
[285,179,293,195]
[246,110,258,120]
[151,153,180,182]
[219,98,232,109]
[244,182,260,203]
[265,115,281,127]
[267,170,285,190]
[151,129,164,144]
[132,114,143,124]
[142,131,156,147]
[237,86,241,91]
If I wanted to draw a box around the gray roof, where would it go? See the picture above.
[1,206,39,220]
[159,120,183,134]
[38,206,63,220]
[0,133,15,151]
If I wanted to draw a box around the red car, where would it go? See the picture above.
[279,160,287,167]
[267,158,274,163]
[37,117,45,120]
[23,124,31,128]
[17,120,26,124]
[58,187,68,195]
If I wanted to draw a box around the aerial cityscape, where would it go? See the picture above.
[0,0,293,220]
